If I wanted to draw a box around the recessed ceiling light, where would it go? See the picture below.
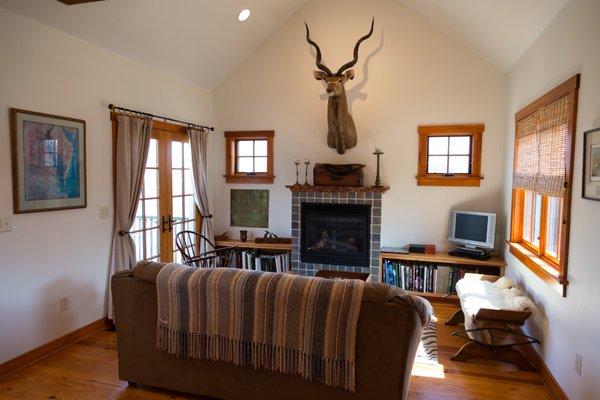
[238,9,251,22]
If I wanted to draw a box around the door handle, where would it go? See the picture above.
[161,215,170,233]
[168,214,173,232]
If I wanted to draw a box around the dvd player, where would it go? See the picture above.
[449,246,491,260]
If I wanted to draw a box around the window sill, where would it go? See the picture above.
[416,175,483,187]
[224,174,275,184]
[508,242,568,297]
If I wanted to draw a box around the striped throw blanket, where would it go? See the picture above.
[156,265,365,391]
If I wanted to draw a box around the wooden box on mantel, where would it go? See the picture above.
[313,163,365,187]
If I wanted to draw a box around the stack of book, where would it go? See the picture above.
[383,260,479,294]
[240,250,290,273]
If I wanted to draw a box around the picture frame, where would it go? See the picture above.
[10,108,87,213]
[582,127,600,201]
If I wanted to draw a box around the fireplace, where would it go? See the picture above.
[301,202,371,267]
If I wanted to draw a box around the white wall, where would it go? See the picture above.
[503,0,600,398]
[0,7,212,363]
[212,0,507,250]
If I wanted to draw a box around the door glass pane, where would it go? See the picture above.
[173,196,184,223]
[184,170,194,195]
[254,140,268,156]
[144,169,158,198]
[448,156,470,173]
[546,196,561,259]
[186,220,196,233]
[449,136,471,155]
[255,157,268,173]
[184,143,192,169]
[428,136,448,155]
[172,170,183,196]
[145,229,159,259]
[172,141,183,168]
[428,156,448,173]
[144,199,159,229]
[237,157,254,172]
[132,199,143,231]
[146,139,158,168]
[184,195,195,221]
[173,222,183,246]
[132,230,144,260]
[237,140,254,156]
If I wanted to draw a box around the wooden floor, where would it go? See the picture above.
[0,303,553,400]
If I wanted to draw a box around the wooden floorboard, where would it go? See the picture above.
[0,303,554,399]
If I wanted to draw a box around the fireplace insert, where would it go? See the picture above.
[301,202,370,267]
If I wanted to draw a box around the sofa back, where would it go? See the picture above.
[112,262,424,400]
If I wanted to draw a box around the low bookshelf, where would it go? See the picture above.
[379,251,506,303]
[215,239,292,273]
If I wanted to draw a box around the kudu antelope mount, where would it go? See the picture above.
[305,19,374,154]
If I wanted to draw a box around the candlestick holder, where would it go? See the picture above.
[291,158,302,187]
[373,148,384,188]
[302,159,311,186]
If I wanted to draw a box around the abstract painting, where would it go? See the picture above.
[230,189,269,228]
[10,109,86,213]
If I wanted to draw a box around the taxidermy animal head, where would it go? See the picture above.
[305,19,374,154]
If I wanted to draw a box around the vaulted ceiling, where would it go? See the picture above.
[0,0,568,89]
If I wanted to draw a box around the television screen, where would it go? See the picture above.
[454,213,488,243]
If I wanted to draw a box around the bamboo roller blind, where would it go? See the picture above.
[513,95,570,197]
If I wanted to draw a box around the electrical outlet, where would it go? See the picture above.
[59,296,70,312]
[575,353,582,375]
[0,216,12,233]
[99,206,110,219]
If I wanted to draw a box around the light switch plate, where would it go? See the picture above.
[0,216,12,232]
[99,206,110,219]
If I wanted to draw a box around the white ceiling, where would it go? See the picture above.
[0,0,307,89]
[397,0,569,71]
[0,0,569,89]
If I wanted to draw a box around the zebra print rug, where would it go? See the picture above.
[415,315,438,364]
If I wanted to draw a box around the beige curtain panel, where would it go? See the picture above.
[188,128,214,252]
[513,95,570,197]
[108,114,152,318]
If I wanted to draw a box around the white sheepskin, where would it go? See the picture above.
[456,277,537,330]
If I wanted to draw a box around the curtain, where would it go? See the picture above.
[513,95,569,197]
[188,128,214,253]
[108,115,152,318]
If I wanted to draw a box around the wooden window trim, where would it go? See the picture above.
[508,74,580,298]
[224,131,275,184]
[416,124,484,186]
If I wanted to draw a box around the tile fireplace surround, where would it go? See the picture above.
[289,186,390,283]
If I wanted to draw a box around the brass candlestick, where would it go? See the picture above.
[373,148,384,188]
[302,159,311,186]
[291,158,301,187]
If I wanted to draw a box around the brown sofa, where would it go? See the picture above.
[111,262,425,400]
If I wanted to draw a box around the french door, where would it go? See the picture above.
[130,126,200,263]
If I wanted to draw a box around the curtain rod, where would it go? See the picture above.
[108,104,214,132]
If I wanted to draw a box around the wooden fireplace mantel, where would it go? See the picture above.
[285,185,390,193]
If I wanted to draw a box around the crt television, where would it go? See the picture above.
[448,210,496,249]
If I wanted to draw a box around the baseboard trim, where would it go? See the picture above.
[521,344,569,400]
[0,317,110,379]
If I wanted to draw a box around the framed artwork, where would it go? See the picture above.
[583,127,600,201]
[10,108,87,213]
[230,189,269,228]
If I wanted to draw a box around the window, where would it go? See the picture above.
[225,131,274,183]
[112,116,201,264]
[416,124,484,186]
[509,75,580,297]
